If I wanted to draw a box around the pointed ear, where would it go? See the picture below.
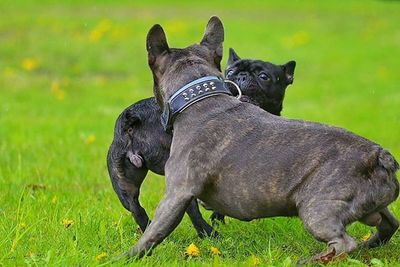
[227,48,241,66]
[200,16,224,67]
[146,24,169,66]
[282,61,296,84]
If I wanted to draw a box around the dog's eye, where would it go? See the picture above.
[226,69,234,78]
[258,73,270,81]
[128,128,134,134]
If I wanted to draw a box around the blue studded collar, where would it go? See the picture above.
[161,75,233,133]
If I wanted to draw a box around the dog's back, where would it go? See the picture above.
[170,95,398,220]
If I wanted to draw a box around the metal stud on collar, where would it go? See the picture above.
[224,80,242,100]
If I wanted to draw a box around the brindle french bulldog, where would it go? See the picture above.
[107,50,296,236]
[120,17,399,262]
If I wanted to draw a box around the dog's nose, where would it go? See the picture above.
[237,72,248,84]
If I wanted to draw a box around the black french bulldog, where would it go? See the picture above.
[121,16,399,262]
[107,49,296,237]
[226,48,295,116]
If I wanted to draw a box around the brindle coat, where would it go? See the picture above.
[122,17,399,262]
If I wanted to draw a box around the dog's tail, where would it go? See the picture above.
[358,147,399,215]
[374,148,400,205]
[378,148,399,173]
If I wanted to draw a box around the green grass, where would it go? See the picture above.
[1,0,400,266]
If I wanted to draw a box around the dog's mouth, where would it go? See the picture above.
[126,151,144,168]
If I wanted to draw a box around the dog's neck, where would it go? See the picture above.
[172,94,240,137]
[159,65,222,108]
[160,75,232,132]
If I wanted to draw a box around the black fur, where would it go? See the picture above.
[226,48,295,116]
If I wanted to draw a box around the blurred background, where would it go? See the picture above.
[1,0,399,265]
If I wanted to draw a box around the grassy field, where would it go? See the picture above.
[1,0,400,266]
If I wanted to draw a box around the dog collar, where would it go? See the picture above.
[161,76,233,133]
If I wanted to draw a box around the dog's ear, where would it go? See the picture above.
[124,111,140,126]
[146,24,170,66]
[200,16,224,68]
[227,48,241,66]
[282,61,296,84]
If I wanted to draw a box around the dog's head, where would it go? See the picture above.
[225,48,296,115]
[146,16,224,109]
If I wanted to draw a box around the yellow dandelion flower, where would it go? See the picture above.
[250,255,261,266]
[85,134,96,145]
[90,29,103,42]
[62,218,74,228]
[90,19,112,42]
[210,246,221,256]
[361,232,371,241]
[51,81,66,100]
[186,243,200,257]
[282,31,310,49]
[51,81,60,89]
[22,58,39,71]
[96,252,107,261]
[55,90,65,100]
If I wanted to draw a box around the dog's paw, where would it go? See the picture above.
[311,248,348,265]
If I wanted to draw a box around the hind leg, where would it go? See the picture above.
[364,208,399,248]
[186,199,219,238]
[299,201,357,263]
[210,211,225,225]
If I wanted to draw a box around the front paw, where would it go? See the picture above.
[115,247,149,262]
